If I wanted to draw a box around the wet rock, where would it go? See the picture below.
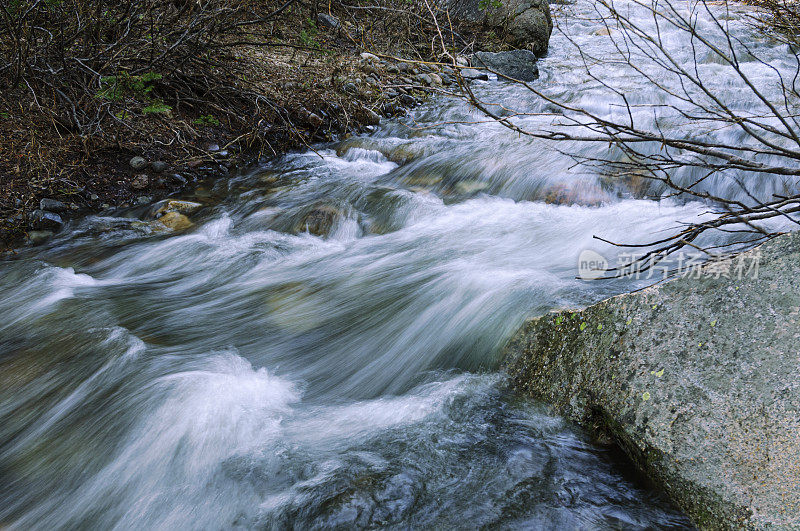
[472,50,540,81]
[151,161,168,173]
[90,194,100,201]
[156,211,194,231]
[453,180,491,195]
[39,198,67,212]
[429,73,443,85]
[402,173,442,187]
[386,64,400,74]
[385,143,427,164]
[29,209,63,229]
[363,108,381,126]
[503,232,800,529]
[317,12,340,30]
[154,199,202,217]
[135,196,151,205]
[307,112,324,128]
[208,143,221,152]
[129,156,148,170]
[460,68,489,81]
[417,73,432,86]
[169,173,188,185]
[399,94,417,106]
[27,230,53,245]
[265,282,323,333]
[131,174,149,190]
[343,82,358,94]
[382,102,400,116]
[294,205,341,236]
[541,183,606,206]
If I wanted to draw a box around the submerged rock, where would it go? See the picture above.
[503,232,800,529]
[156,212,194,231]
[293,205,342,237]
[472,50,540,82]
[27,230,53,245]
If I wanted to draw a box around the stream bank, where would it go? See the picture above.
[0,0,552,249]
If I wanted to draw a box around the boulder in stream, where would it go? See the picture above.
[503,232,800,528]
[443,0,553,56]
[156,212,194,231]
[472,50,540,81]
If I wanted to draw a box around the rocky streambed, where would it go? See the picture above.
[1,0,798,528]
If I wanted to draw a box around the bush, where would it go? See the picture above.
[0,0,271,135]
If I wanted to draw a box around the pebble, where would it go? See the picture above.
[360,52,379,62]
[129,156,148,170]
[131,174,149,190]
[317,13,340,29]
[151,161,168,173]
[39,198,67,212]
[208,143,220,152]
[136,196,151,205]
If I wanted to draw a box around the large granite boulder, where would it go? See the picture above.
[445,0,552,57]
[503,232,800,529]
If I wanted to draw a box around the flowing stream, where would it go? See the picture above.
[1,0,796,528]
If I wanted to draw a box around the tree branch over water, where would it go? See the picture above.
[457,0,800,277]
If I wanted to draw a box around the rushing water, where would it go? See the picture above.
[2,0,796,528]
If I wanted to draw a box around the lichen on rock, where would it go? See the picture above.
[503,232,800,529]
